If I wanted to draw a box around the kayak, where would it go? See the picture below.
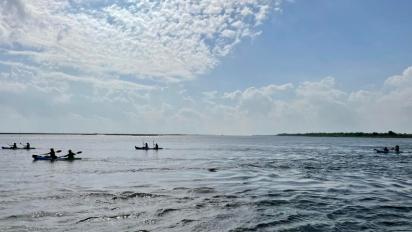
[374,149,402,154]
[32,155,82,161]
[135,146,163,150]
[2,147,36,150]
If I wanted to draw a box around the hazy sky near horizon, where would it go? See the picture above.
[1,0,412,134]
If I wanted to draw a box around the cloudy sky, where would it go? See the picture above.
[0,0,411,134]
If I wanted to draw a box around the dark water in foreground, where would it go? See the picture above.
[0,135,411,231]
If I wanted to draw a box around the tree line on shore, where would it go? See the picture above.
[277,131,412,138]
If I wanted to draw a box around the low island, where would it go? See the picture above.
[278,131,412,138]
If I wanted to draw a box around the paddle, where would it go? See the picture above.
[59,151,82,158]
[36,150,62,156]
[8,144,17,148]
[20,142,32,149]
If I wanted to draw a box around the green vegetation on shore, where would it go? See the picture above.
[278,131,412,138]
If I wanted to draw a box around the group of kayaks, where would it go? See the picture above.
[3,142,164,161]
[2,143,83,161]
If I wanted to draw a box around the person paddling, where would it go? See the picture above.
[383,147,389,153]
[145,142,149,149]
[63,150,76,160]
[12,143,17,149]
[25,143,31,149]
[155,143,159,150]
[394,145,400,153]
[48,148,57,159]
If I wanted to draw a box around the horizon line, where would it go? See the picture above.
[1,131,411,137]
[0,132,258,136]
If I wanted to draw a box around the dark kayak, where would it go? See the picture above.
[135,146,163,150]
[374,149,402,154]
[32,155,81,161]
[2,147,36,150]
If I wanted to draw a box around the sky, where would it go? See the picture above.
[0,0,412,134]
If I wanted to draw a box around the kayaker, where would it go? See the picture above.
[394,145,400,152]
[12,143,17,149]
[145,142,149,149]
[48,148,57,159]
[155,143,159,149]
[25,143,31,149]
[64,150,76,160]
[383,147,389,153]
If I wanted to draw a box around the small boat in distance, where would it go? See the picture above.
[2,142,35,150]
[374,149,402,154]
[374,145,402,154]
[136,142,163,150]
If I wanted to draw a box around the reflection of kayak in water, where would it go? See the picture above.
[32,155,82,161]
[135,146,163,150]
[374,149,402,154]
[2,146,36,150]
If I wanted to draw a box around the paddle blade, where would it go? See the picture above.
[56,150,62,153]
[76,151,82,154]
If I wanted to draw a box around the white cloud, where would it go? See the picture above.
[1,63,412,134]
[196,66,412,134]
[223,90,242,100]
[0,80,27,93]
[296,77,346,101]
[384,66,412,88]
[223,83,293,101]
[0,0,282,81]
[202,90,218,99]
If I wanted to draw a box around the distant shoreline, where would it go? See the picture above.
[277,131,412,138]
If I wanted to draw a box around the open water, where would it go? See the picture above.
[0,134,411,231]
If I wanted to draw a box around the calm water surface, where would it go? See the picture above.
[0,135,411,231]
